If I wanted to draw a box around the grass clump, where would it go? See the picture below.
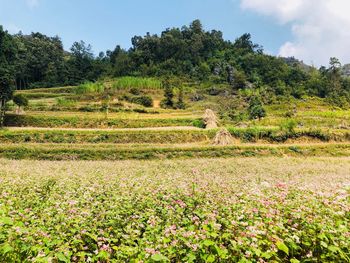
[112,77,162,90]
[75,82,105,94]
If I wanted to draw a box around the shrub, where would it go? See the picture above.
[190,93,204,102]
[161,79,174,109]
[248,96,266,120]
[55,98,77,108]
[208,86,220,96]
[75,82,105,94]
[280,119,298,133]
[13,94,29,108]
[130,87,141,95]
[192,119,206,128]
[130,96,153,107]
[176,87,186,109]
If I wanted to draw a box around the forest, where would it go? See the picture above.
[1,20,349,106]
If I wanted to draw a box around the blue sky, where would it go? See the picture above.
[0,0,291,55]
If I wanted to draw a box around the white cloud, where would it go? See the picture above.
[240,0,350,66]
[3,23,21,34]
[26,0,39,8]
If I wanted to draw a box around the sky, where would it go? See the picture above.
[0,0,349,66]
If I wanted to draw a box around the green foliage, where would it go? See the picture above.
[0,142,349,160]
[0,156,350,261]
[161,79,174,109]
[128,95,153,107]
[192,119,206,129]
[2,20,350,107]
[112,77,161,90]
[0,26,16,126]
[75,82,105,94]
[280,119,298,133]
[4,113,198,129]
[55,98,76,108]
[0,129,213,144]
[248,96,266,120]
[13,94,29,108]
[176,87,186,109]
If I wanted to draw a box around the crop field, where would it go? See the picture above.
[1,81,350,262]
[0,157,349,262]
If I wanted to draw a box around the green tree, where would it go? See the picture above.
[161,78,174,108]
[13,93,29,113]
[248,96,266,120]
[327,57,342,93]
[67,41,95,84]
[176,87,186,109]
[0,26,16,127]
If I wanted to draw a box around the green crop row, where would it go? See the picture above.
[1,126,349,144]
[4,114,199,128]
[227,127,350,142]
[111,77,162,90]
[16,86,76,94]
[0,129,215,144]
[0,143,349,160]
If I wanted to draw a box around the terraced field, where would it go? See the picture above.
[1,83,350,262]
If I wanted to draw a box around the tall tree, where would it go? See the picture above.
[0,26,17,126]
[67,41,95,84]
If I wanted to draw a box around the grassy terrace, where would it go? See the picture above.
[0,142,349,160]
[4,112,201,129]
[0,126,349,144]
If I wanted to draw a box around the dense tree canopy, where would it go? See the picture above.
[1,20,350,106]
[0,26,17,126]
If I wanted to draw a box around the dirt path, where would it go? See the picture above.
[153,100,161,108]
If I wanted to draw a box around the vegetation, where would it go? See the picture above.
[12,94,29,110]
[4,113,199,129]
[1,19,350,262]
[0,157,349,261]
[0,26,16,127]
[248,96,266,120]
[111,77,162,90]
[1,21,350,108]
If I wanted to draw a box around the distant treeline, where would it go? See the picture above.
[1,20,350,103]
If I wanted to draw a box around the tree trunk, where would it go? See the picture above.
[0,99,5,128]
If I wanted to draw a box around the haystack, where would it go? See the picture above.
[203,109,218,129]
[213,128,233,146]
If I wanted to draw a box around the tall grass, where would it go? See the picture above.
[112,77,162,90]
[75,82,105,94]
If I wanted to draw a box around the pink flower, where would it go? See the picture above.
[145,248,158,255]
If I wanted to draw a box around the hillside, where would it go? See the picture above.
[0,77,348,160]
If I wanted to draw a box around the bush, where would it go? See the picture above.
[280,119,298,133]
[75,82,105,94]
[248,96,266,120]
[208,86,221,96]
[192,119,206,128]
[55,98,77,108]
[190,93,204,102]
[130,87,141,95]
[130,96,153,107]
[13,94,29,108]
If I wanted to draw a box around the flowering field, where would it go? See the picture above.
[0,157,349,262]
